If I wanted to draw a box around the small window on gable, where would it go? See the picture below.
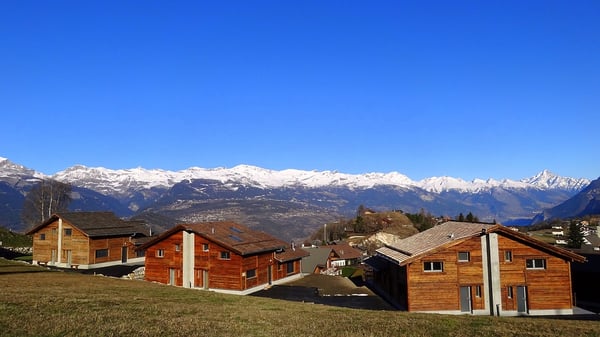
[504,250,513,262]
[424,261,443,272]
[507,286,513,298]
[40,234,46,240]
[202,243,209,252]
[458,251,470,262]
[175,244,180,252]
[475,285,481,298]
[526,258,546,270]
[64,228,72,236]
[156,249,165,258]
[220,251,230,260]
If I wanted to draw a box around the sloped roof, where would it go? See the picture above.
[300,247,332,273]
[139,221,299,257]
[275,245,310,262]
[26,212,149,238]
[377,221,585,265]
[325,242,363,260]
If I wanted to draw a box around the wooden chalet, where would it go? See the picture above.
[139,221,309,295]
[366,221,586,316]
[26,212,150,269]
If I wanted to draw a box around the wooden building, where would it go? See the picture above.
[26,212,150,269]
[366,221,586,316]
[139,221,309,295]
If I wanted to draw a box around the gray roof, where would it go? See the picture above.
[377,221,586,265]
[301,247,332,273]
[377,221,495,265]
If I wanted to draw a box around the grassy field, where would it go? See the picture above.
[1,259,599,337]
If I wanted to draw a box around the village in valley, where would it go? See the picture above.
[4,204,599,318]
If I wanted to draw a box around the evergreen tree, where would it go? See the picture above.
[457,213,465,222]
[466,212,474,222]
[567,221,584,249]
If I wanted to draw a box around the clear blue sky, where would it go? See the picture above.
[1,1,599,181]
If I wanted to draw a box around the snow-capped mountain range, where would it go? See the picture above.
[50,163,590,195]
[0,156,595,240]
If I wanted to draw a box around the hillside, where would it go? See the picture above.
[0,226,31,247]
[533,177,600,223]
[1,259,599,337]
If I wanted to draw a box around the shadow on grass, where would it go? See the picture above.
[251,284,395,310]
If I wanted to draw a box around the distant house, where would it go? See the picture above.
[26,212,150,269]
[301,242,363,275]
[325,242,363,268]
[366,221,586,316]
[139,221,309,295]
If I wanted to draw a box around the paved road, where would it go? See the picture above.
[251,274,395,310]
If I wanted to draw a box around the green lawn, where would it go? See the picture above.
[1,258,599,337]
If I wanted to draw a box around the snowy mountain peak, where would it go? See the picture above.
[521,170,589,191]
[0,157,45,180]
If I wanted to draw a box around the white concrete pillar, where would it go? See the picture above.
[182,231,195,288]
[57,218,63,267]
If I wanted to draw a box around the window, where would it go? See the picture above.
[504,250,513,262]
[156,249,165,258]
[475,285,481,298]
[40,234,46,240]
[220,251,230,260]
[64,228,72,236]
[246,269,256,279]
[136,250,145,258]
[51,228,57,235]
[287,262,294,274]
[424,261,443,272]
[202,243,209,252]
[458,252,470,262]
[526,258,546,270]
[175,244,180,252]
[95,249,109,258]
[507,286,513,298]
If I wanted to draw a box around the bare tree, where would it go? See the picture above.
[21,179,72,229]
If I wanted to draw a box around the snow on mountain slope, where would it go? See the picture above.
[0,157,46,181]
[521,169,589,191]
[50,163,591,196]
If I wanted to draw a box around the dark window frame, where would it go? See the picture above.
[423,261,444,272]
[526,258,546,270]
[458,251,470,262]
[220,251,231,260]
[95,249,109,259]
[246,269,256,279]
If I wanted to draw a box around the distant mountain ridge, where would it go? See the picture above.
[0,156,595,240]
[51,164,589,194]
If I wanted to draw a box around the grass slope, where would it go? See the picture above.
[1,259,599,337]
